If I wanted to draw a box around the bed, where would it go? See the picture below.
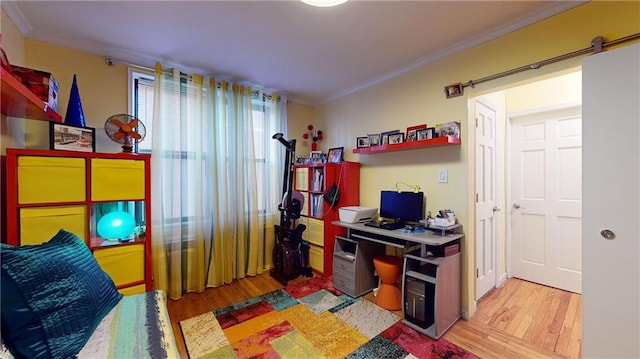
[1,230,179,358]
[77,290,179,358]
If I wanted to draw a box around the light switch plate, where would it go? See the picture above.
[438,169,448,183]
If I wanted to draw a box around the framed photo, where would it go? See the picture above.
[367,133,381,147]
[417,127,435,141]
[435,121,461,138]
[380,129,400,145]
[388,133,404,144]
[444,83,464,99]
[327,147,344,163]
[406,124,427,142]
[310,150,325,164]
[426,127,436,139]
[49,122,95,152]
[357,136,370,148]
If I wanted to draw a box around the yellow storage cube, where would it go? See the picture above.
[306,218,324,246]
[94,244,145,287]
[18,156,85,204]
[118,284,146,296]
[300,192,309,217]
[92,159,145,201]
[309,244,324,273]
[295,167,309,191]
[293,217,308,238]
[20,206,86,245]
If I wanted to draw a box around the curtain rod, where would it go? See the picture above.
[111,59,290,102]
[443,33,640,99]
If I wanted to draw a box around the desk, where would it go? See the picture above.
[332,221,462,254]
[331,221,462,339]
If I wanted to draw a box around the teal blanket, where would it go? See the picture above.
[79,290,179,358]
[1,291,178,358]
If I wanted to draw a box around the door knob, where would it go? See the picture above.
[512,203,520,209]
[493,206,501,212]
[600,229,616,240]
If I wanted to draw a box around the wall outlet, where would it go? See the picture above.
[438,169,448,183]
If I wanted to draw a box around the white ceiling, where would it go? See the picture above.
[3,1,582,106]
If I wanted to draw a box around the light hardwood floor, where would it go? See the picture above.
[165,273,581,358]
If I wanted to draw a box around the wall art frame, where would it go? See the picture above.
[327,147,344,163]
[49,122,96,152]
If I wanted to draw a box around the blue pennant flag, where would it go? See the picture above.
[64,74,86,127]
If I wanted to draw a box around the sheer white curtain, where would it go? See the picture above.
[151,63,286,299]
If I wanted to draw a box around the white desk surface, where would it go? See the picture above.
[332,221,462,246]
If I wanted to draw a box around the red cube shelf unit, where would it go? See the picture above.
[293,161,360,277]
[4,148,152,295]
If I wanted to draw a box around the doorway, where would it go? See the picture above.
[509,105,582,293]
[472,70,582,300]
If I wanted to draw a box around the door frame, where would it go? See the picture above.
[504,101,582,278]
[467,69,582,316]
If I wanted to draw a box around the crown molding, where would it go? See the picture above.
[1,1,32,36]
[318,1,586,106]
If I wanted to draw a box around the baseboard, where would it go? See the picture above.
[497,272,508,286]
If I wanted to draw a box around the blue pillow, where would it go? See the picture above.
[1,230,123,358]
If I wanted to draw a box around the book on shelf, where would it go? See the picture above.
[312,168,324,192]
[310,194,324,217]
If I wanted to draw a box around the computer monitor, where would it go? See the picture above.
[379,191,424,224]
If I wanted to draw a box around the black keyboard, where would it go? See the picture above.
[364,221,404,230]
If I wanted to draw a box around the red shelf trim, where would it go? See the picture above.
[90,237,146,250]
[1,68,62,122]
[352,136,461,154]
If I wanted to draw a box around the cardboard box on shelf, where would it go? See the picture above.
[10,65,59,112]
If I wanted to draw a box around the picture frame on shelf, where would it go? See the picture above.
[380,129,400,145]
[388,133,404,144]
[310,150,325,164]
[435,121,461,138]
[357,136,370,148]
[406,124,427,142]
[416,129,428,141]
[49,122,95,152]
[417,127,435,141]
[327,147,344,163]
[368,133,381,147]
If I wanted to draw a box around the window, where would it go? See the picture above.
[129,70,154,153]
[129,69,276,214]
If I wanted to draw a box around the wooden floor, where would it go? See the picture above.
[444,278,582,358]
[166,273,581,358]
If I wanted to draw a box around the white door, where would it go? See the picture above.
[510,106,582,293]
[582,43,640,358]
[475,101,498,300]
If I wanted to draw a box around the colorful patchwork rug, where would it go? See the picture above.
[179,277,478,359]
